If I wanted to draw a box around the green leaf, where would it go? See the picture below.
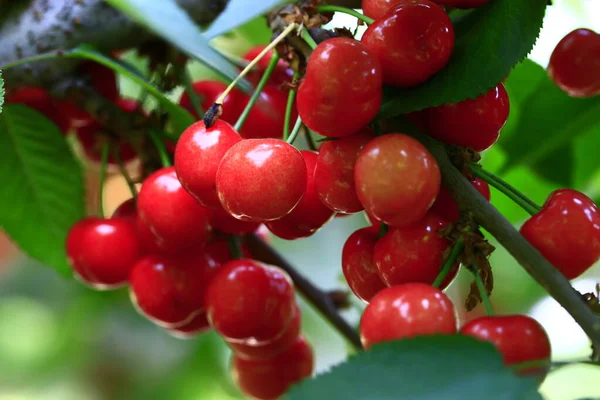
[104,0,250,92]
[0,71,4,114]
[288,335,542,400]
[0,105,85,275]
[378,0,547,118]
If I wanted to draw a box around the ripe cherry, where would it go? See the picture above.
[342,227,387,302]
[111,198,137,221]
[179,80,244,120]
[360,283,457,349]
[231,336,314,400]
[112,199,162,255]
[431,0,489,8]
[205,259,296,342]
[354,134,441,227]
[548,29,600,98]
[460,315,551,376]
[419,83,510,152]
[520,189,600,280]
[297,37,382,138]
[430,178,491,222]
[175,119,242,209]
[166,312,211,339]
[242,45,293,86]
[137,167,212,253]
[210,205,260,235]
[80,61,120,101]
[266,151,335,240]
[361,0,454,87]
[314,128,374,214]
[216,139,307,222]
[66,217,142,289]
[5,87,73,134]
[374,212,457,287]
[362,0,488,20]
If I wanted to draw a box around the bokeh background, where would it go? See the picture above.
[1,0,600,399]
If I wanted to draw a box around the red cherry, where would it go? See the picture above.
[66,217,142,289]
[354,134,441,227]
[431,0,489,8]
[420,83,509,152]
[137,167,212,253]
[231,336,314,400]
[297,37,382,138]
[174,120,242,209]
[5,87,73,134]
[228,304,301,361]
[342,228,387,302]
[360,283,457,349]
[548,29,600,98]
[520,189,600,280]
[266,151,335,239]
[361,0,454,87]
[205,259,296,342]
[210,204,260,235]
[112,199,162,255]
[216,139,307,222]
[460,315,551,375]
[314,129,374,213]
[374,212,457,287]
[362,0,401,19]
[80,61,119,101]
[430,177,490,222]
[179,80,244,121]
[111,198,137,221]
[242,45,294,86]
[166,312,211,339]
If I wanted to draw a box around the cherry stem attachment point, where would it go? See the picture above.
[283,71,301,140]
[114,150,138,201]
[234,52,280,132]
[469,163,541,216]
[472,266,494,316]
[98,142,110,218]
[286,117,303,145]
[149,129,172,168]
[228,235,243,260]
[316,5,375,24]
[377,223,388,239]
[433,237,465,288]
[300,28,318,50]
[305,129,318,151]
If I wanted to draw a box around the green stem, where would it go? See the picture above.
[473,267,494,315]
[305,129,318,151]
[469,163,541,216]
[283,71,301,140]
[286,117,303,145]
[433,237,465,288]
[228,236,243,260]
[377,223,388,238]
[178,65,204,118]
[114,150,138,201]
[0,52,60,69]
[98,142,110,218]
[234,53,280,132]
[316,5,375,24]
[149,129,172,168]
[301,29,318,50]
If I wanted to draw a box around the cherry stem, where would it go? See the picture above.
[377,223,388,238]
[114,150,138,201]
[300,28,318,50]
[433,237,465,288]
[469,163,541,216]
[316,5,375,24]
[286,117,303,145]
[234,53,280,132]
[283,71,301,140]
[148,129,172,168]
[472,266,494,316]
[228,235,243,260]
[177,64,204,118]
[98,142,110,219]
[245,234,363,350]
[305,129,318,151]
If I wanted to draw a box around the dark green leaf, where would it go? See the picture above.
[378,0,547,118]
[0,105,85,275]
[288,335,542,400]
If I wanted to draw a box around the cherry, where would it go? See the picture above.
[179,80,244,120]
[431,0,489,8]
[360,283,457,349]
[314,128,374,214]
[419,83,509,152]
[137,167,212,253]
[216,139,307,222]
[231,336,314,400]
[166,312,211,339]
[342,227,387,303]
[354,133,441,227]
[111,198,137,221]
[460,315,551,375]
[66,217,142,289]
[297,37,382,138]
[430,177,491,222]
[548,28,600,98]
[80,61,120,101]
[210,204,261,235]
[228,303,301,361]
[362,0,402,20]
[5,87,73,134]
[520,189,600,280]
[205,259,296,342]
[242,45,294,86]
[174,120,242,209]
[112,199,162,255]
[361,0,454,87]
[266,151,335,240]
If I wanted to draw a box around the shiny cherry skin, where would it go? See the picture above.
[342,227,387,303]
[363,0,488,19]
[5,87,73,134]
[179,80,245,120]
[66,217,142,289]
[374,212,457,287]
[314,128,374,213]
[297,38,382,138]
[112,198,162,255]
[266,151,335,239]
[227,304,301,361]
[460,315,551,375]
[231,336,314,400]
[361,0,454,87]
[420,83,510,152]
[175,119,242,209]
[205,259,296,343]
[137,167,212,253]
[354,134,441,227]
[548,29,600,98]
[520,189,600,280]
[216,139,307,222]
[430,178,490,222]
[111,198,137,221]
[360,283,457,349]
[210,204,260,235]
[242,45,294,86]
[166,312,211,339]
